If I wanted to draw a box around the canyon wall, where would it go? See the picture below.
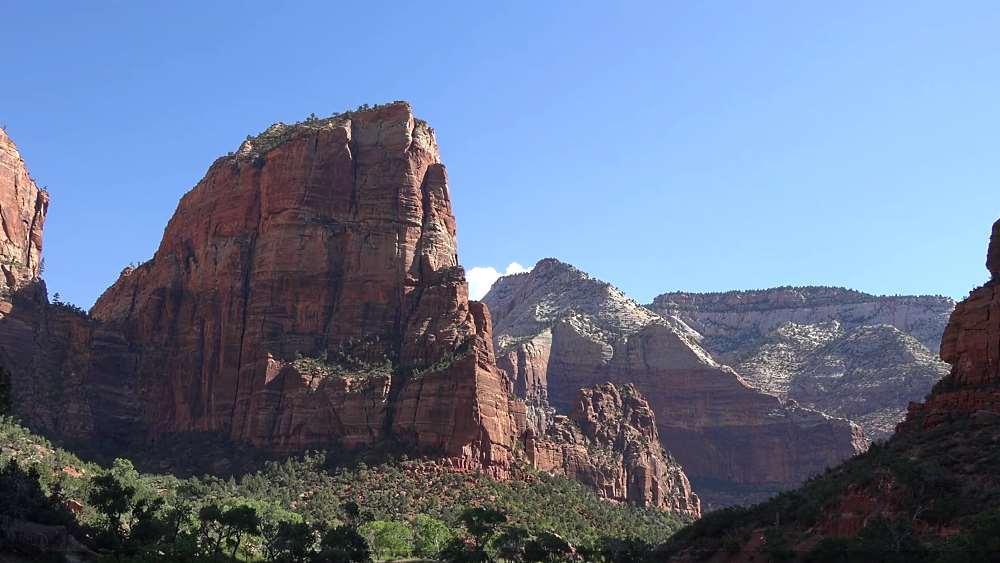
[484,259,866,507]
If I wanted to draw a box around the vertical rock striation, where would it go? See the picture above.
[0,105,700,515]
[527,383,700,517]
[88,102,522,472]
[484,259,866,508]
[0,128,48,296]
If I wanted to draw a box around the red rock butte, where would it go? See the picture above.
[0,104,700,515]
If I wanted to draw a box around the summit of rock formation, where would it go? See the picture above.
[660,218,1000,561]
[86,101,521,472]
[484,259,866,508]
[650,286,954,357]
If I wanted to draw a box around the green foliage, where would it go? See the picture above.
[358,520,412,560]
[0,416,687,561]
[411,514,451,557]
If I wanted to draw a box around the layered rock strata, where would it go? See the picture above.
[484,259,866,507]
[0,108,699,514]
[661,218,1000,561]
[527,383,700,516]
[732,321,949,440]
[650,286,954,362]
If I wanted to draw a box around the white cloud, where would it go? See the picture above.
[467,262,531,300]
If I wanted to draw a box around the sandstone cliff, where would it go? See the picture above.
[660,218,1000,561]
[0,128,48,297]
[0,108,699,515]
[528,383,700,517]
[85,102,522,473]
[483,259,866,508]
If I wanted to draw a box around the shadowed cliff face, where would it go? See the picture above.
[484,259,866,508]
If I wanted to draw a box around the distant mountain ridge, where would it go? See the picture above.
[649,286,954,357]
[484,259,865,509]
[648,286,954,441]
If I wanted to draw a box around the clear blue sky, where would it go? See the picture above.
[4,1,998,307]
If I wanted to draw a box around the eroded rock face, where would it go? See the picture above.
[484,259,866,507]
[648,287,953,442]
[85,102,521,472]
[661,218,1000,561]
[732,321,949,440]
[0,128,48,296]
[901,245,1000,432]
[1,106,700,516]
[528,383,700,516]
[650,287,954,359]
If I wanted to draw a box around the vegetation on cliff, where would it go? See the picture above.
[0,416,686,562]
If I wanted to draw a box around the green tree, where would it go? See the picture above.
[265,520,314,563]
[460,507,507,549]
[359,520,412,560]
[89,469,138,540]
[317,525,371,563]
[524,532,574,563]
[412,514,452,558]
[221,504,262,558]
[493,526,530,562]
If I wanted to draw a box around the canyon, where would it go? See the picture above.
[483,259,867,508]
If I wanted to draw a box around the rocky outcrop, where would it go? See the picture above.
[80,102,522,473]
[900,220,1000,433]
[0,128,48,297]
[733,322,949,440]
[0,106,701,516]
[660,218,1000,561]
[527,383,700,516]
[484,259,866,508]
[650,287,954,359]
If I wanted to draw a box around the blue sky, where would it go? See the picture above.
[3,1,998,307]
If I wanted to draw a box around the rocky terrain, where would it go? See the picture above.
[528,383,700,516]
[659,218,1000,561]
[0,107,698,515]
[648,287,954,442]
[483,259,866,508]
[650,286,955,358]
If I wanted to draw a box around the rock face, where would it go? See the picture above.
[0,128,48,297]
[85,102,521,473]
[900,218,1000,433]
[484,259,866,507]
[660,218,1000,561]
[648,287,953,441]
[650,287,954,359]
[527,383,700,516]
[0,107,700,516]
[730,322,949,440]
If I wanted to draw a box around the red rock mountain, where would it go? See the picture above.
[0,107,699,515]
[87,103,522,472]
[0,128,47,296]
[529,383,700,516]
[659,218,1000,560]
[483,259,867,508]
